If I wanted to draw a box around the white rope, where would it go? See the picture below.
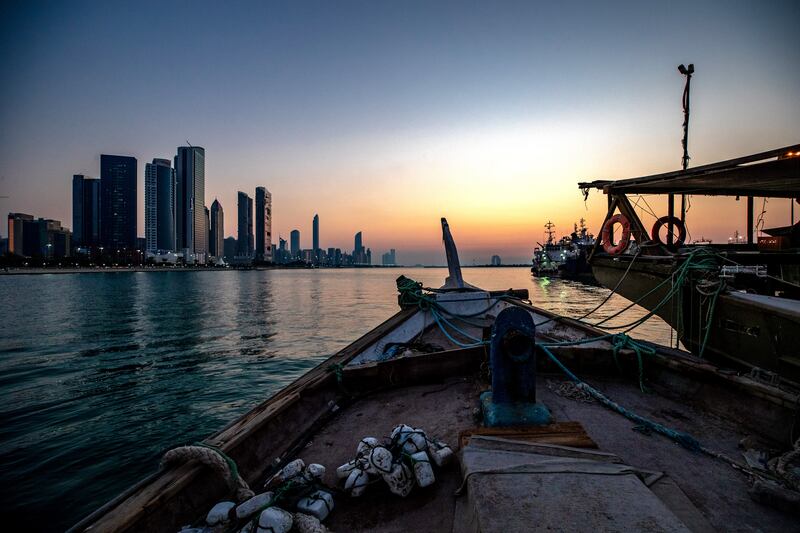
[161,445,254,501]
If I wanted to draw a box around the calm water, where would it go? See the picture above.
[0,268,673,531]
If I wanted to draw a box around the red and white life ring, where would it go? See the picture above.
[651,216,686,247]
[601,214,631,255]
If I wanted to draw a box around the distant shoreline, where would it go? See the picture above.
[0,264,532,275]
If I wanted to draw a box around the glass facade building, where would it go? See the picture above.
[210,199,224,258]
[237,191,253,257]
[255,187,272,261]
[72,175,100,247]
[144,159,176,252]
[100,154,137,250]
[174,146,206,256]
[312,214,319,261]
[290,229,300,259]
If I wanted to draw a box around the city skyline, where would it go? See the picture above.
[6,142,404,265]
[1,1,798,264]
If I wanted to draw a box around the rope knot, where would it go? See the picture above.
[610,334,655,392]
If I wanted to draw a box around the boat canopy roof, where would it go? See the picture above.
[579,144,800,198]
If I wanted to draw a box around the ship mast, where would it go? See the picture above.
[544,221,555,246]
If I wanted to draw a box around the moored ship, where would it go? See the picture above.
[579,144,800,385]
[531,219,596,282]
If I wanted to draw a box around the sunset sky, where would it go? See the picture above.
[1,0,798,264]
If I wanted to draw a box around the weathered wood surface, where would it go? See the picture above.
[579,144,800,197]
[459,422,597,448]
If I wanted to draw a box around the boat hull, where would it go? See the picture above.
[592,256,800,383]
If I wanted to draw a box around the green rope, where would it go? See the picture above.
[193,442,240,488]
[331,362,353,397]
[698,280,725,358]
[611,334,656,392]
[333,362,344,385]
[539,344,702,452]
[583,248,720,333]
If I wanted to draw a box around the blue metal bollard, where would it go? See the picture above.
[481,307,552,427]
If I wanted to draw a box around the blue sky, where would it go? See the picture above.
[1,0,798,264]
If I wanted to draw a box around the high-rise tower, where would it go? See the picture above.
[72,174,100,248]
[210,199,224,258]
[290,229,300,259]
[312,214,319,263]
[354,231,364,263]
[237,191,253,257]
[174,146,206,257]
[255,187,272,262]
[144,158,176,252]
[100,154,137,250]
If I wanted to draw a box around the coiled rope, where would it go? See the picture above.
[161,442,254,501]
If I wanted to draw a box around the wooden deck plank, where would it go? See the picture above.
[459,421,597,449]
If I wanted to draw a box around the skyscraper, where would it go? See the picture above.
[204,206,210,256]
[255,187,272,262]
[277,237,288,263]
[354,231,363,255]
[100,154,137,250]
[7,213,33,255]
[210,199,224,258]
[174,146,206,257]
[382,249,397,266]
[72,175,100,248]
[144,159,176,252]
[354,231,365,264]
[223,236,237,261]
[237,191,253,257]
[312,214,319,263]
[290,229,300,259]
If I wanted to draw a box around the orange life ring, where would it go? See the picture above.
[651,216,686,247]
[601,214,631,255]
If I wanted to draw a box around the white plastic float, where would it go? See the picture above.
[257,507,293,533]
[337,423,453,498]
[189,459,333,533]
[295,490,335,521]
[205,500,235,525]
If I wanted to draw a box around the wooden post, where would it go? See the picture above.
[746,197,754,245]
[667,194,675,245]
